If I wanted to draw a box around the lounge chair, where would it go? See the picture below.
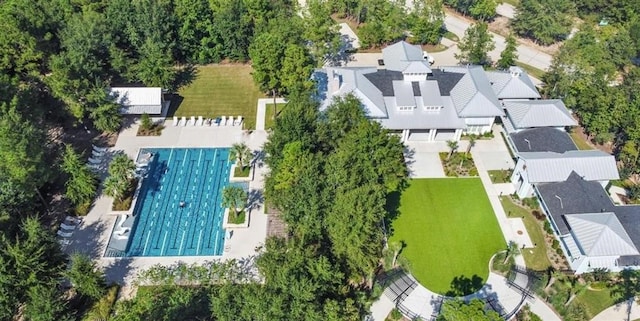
[173,116,179,126]
[230,116,237,126]
[221,116,227,126]
[234,116,243,126]
[65,216,82,224]
[197,116,203,126]
[214,117,221,126]
[180,116,187,126]
[60,222,76,230]
[92,145,108,153]
[92,148,105,157]
[57,230,73,238]
[88,157,102,164]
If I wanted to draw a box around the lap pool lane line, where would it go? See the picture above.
[150,149,178,256]
[161,149,188,256]
[169,149,194,255]
[207,149,225,254]
[188,150,211,255]
[203,149,222,254]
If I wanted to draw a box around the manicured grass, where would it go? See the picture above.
[569,131,594,150]
[515,62,546,80]
[227,210,246,224]
[488,169,512,184]
[501,196,551,271]
[173,65,265,129]
[390,178,504,295]
[265,103,285,130]
[234,166,250,177]
[573,288,615,320]
[443,31,460,42]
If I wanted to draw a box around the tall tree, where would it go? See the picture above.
[469,0,497,21]
[455,22,495,65]
[408,0,445,45]
[511,0,575,45]
[61,145,98,207]
[103,154,135,202]
[303,0,342,65]
[221,186,247,220]
[497,34,519,69]
[67,253,106,300]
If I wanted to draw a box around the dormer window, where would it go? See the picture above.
[424,105,441,113]
[398,106,415,112]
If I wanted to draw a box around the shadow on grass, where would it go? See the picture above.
[172,64,198,91]
[384,190,402,237]
[445,274,485,297]
[165,94,184,118]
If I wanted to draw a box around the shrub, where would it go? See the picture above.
[552,239,560,249]
[469,167,478,176]
[555,247,563,255]
[75,201,92,216]
[543,221,553,234]
[532,210,545,220]
[522,197,539,209]
[113,196,133,211]
[140,113,152,131]
[388,309,402,321]
[82,284,119,321]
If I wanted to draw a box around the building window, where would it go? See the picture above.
[424,105,441,113]
[465,125,484,134]
[398,106,414,112]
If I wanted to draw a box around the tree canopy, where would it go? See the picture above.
[511,0,575,45]
[455,22,495,65]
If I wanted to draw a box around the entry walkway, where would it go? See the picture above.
[591,298,640,321]
[255,98,286,130]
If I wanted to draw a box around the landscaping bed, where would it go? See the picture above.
[233,166,250,178]
[439,152,478,177]
[227,210,246,225]
[112,178,138,211]
[488,169,513,184]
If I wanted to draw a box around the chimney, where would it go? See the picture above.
[509,66,523,78]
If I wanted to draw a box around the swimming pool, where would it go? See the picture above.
[124,148,231,257]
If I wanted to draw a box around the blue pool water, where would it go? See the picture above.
[126,148,231,256]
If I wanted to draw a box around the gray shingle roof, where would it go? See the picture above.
[505,99,577,129]
[614,206,640,250]
[382,41,425,72]
[446,66,504,117]
[537,172,617,235]
[519,150,619,183]
[486,67,541,99]
[565,213,639,256]
[427,69,465,95]
[510,127,577,153]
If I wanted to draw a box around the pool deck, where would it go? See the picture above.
[65,121,270,286]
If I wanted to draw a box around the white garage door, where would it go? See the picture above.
[434,129,456,141]
[408,129,431,141]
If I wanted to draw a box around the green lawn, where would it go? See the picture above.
[488,169,512,184]
[573,288,615,320]
[569,131,594,150]
[172,65,265,129]
[390,178,504,295]
[500,196,552,271]
[265,103,286,130]
[514,62,546,80]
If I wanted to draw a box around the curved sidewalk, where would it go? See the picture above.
[591,298,640,321]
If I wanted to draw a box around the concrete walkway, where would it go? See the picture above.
[592,298,640,321]
[255,98,286,130]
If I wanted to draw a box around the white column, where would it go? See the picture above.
[402,129,410,142]
[429,129,436,141]
[454,129,463,141]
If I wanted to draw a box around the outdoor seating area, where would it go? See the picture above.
[87,144,109,172]
[173,115,243,127]
[57,216,82,248]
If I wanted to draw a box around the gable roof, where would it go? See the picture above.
[565,213,639,256]
[505,100,577,129]
[446,66,503,117]
[519,150,619,183]
[110,87,162,114]
[486,67,541,99]
[382,41,425,72]
[537,172,617,235]
[510,127,577,153]
[326,67,388,118]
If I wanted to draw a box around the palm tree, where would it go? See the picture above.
[503,240,520,264]
[229,143,253,169]
[222,186,247,219]
[446,140,459,160]
[466,135,477,155]
[108,154,135,179]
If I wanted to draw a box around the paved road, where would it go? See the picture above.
[496,3,516,19]
[444,14,553,71]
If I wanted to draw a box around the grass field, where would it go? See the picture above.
[265,103,286,130]
[569,131,594,150]
[501,196,551,271]
[573,288,615,319]
[172,65,265,129]
[390,178,504,295]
